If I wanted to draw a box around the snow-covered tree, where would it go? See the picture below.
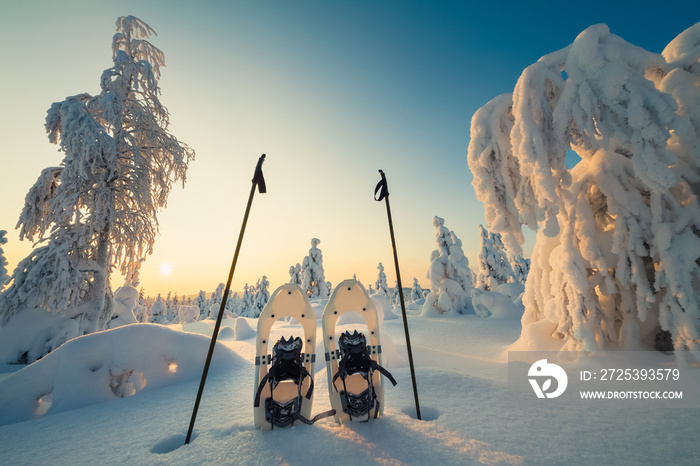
[301,238,327,298]
[467,23,700,352]
[253,276,270,317]
[410,278,424,303]
[288,263,302,285]
[422,217,473,315]
[375,262,390,299]
[240,283,255,318]
[210,283,225,309]
[393,281,408,308]
[165,293,180,323]
[133,290,148,323]
[163,292,173,322]
[0,231,8,291]
[149,294,166,324]
[108,286,139,329]
[226,291,241,316]
[194,290,208,320]
[0,17,194,361]
[509,253,531,285]
[476,225,514,290]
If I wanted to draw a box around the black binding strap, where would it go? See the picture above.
[254,365,314,408]
[296,409,337,425]
[332,360,397,388]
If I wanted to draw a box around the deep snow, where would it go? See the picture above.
[0,296,698,465]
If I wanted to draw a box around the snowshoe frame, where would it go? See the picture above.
[322,279,393,423]
[254,284,318,430]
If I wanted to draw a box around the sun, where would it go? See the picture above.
[159,262,173,275]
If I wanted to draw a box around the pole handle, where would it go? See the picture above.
[253,154,266,193]
[374,169,388,201]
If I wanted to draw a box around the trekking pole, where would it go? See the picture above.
[185,154,267,445]
[374,169,421,420]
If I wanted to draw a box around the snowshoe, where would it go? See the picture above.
[322,279,397,423]
[254,284,334,430]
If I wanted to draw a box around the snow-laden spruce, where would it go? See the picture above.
[467,23,700,353]
[0,17,194,363]
[288,263,302,285]
[422,216,473,315]
[225,290,241,316]
[375,262,390,299]
[239,283,255,318]
[410,277,424,303]
[107,285,139,329]
[194,290,208,320]
[475,225,515,290]
[252,275,270,317]
[209,283,225,311]
[149,295,167,325]
[509,253,531,285]
[0,231,8,292]
[301,238,327,298]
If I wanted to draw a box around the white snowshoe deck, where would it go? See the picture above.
[322,279,386,423]
[254,284,316,430]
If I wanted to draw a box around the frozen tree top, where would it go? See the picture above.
[662,22,700,69]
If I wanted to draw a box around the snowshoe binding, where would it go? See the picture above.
[322,279,397,423]
[254,336,334,428]
[334,330,397,420]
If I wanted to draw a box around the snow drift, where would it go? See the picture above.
[0,324,244,426]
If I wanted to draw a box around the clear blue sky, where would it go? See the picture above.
[1,0,697,296]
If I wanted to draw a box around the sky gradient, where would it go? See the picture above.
[1,0,697,297]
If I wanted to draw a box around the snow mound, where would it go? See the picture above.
[369,294,389,321]
[0,324,243,426]
[310,299,328,320]
[377,329,405,369]
[472,290,524,320]
[508,319,565,352]
[0,308,74,364]
[233,317,256,340]
[217,325,235,340]
[493,283,525,301]
[336,311,367,325]
[178,305,200,324]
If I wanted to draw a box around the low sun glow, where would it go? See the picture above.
[159,262,173,276]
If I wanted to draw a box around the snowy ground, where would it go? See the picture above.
[0,299,698,465]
